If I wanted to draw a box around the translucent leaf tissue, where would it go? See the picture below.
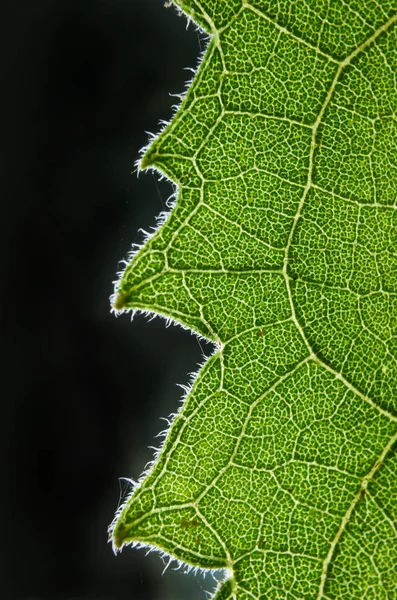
[110,1,397,598]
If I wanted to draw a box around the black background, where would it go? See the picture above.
[2,1,216,598]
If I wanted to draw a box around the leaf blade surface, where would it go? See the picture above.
[111,2,397,598]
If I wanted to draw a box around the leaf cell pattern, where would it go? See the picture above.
[111,1,397,598]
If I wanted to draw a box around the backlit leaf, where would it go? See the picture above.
[111,2,397,598]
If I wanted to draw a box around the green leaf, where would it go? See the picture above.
[111,1,397,598]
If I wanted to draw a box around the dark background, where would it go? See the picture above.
[1,1,216,598]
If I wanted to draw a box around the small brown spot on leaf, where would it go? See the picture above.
[180,518,200,528]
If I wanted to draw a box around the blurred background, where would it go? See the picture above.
[1,1,217,598]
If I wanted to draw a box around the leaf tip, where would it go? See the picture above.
[113,291,127,311]
[112,522,129,550]
[140,149,159,170]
